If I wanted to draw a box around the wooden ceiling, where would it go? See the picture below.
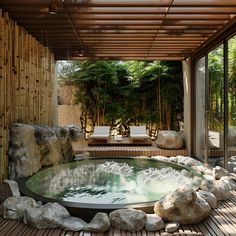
[0,0,236,60]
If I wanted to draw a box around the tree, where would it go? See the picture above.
[57,60,183,138]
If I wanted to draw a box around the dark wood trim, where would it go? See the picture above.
[191,16,236,61]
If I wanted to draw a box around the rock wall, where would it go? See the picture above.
[8,123,83,179]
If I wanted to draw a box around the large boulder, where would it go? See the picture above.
[156,131,184,149]
[154,187,211,224]
[8,123,77,179]
[109,209,147,232]
[200,178,232,201]
[3,196,37,220]
[9,123,41,179]
[23,202,70,229]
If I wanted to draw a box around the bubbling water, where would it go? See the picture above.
[26,159,195,205]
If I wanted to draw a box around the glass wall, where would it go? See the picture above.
[195,57,206,160]
[195,35,236,172]
[208,45,224,155]
[228,35,236,172]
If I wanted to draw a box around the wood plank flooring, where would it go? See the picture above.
[74,141,188,157]
[1,192,236,236]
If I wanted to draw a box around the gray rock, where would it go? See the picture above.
[145,214,164,231]
[156,131,184,149]
[9,123,41,179]
[24,202,70,229]
[196,190,217,209]
[181,169,192,178]
[83,212,110,232]
[220,176,236,191]
[3,196,37,220]
[213,179,232,201]
[151,155,170,162]
[68,125,84,141]
[154,186,211,224]
[3,180,20,197]
[212,166,229,180]
[165,222,180,233]
[59,216,87,231]
[109,209,147,232]
[170,155,203,167]
[200,177,232,201]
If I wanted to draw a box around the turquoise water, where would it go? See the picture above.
[26,158,199,205]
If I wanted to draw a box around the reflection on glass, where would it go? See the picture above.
[195,57,206,159]
[208,45,224,154]
[228,35,236,173]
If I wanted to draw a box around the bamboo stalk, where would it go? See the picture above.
[0,9,56,181]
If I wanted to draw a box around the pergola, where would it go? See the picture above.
[0,0,236,181]
[1,0,236,60]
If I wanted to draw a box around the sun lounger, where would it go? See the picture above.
[88,126,110,145]
[129,126,152,145]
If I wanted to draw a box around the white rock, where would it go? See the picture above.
[200,178,232,201]
[197,190,217,208]
[109,209,146,232]
[220,176,236,191]
[151,156,170,162]
[23,202,70,229]
[83,212,110,232]
[165,222,180,233]
[213,166,229,180]
[3,196,37,220]
[156,131,184,149]
[154,186,211,224]
[145,214,164,231]
[175,156,203,167]
[59,216,87,231]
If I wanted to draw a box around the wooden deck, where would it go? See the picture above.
[73,140,188,157]
[1,191,236,236]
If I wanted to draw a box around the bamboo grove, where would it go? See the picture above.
[57,60,183,139]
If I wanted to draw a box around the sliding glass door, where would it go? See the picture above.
[227,35,236,172]
[195,35,236,172]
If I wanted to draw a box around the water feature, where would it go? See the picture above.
[18,157,202,220]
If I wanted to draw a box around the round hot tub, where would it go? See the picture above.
[18,157,202,220]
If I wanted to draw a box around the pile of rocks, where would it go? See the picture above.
[1,155,236,233]
[8,123,83,179]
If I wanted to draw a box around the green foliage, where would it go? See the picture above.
[57,60,183,136]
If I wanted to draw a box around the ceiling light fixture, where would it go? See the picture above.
[49,3,57,15]
[76,50,85,57]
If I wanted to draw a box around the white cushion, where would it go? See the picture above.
[93,126,110,134]
[130,126,147,134]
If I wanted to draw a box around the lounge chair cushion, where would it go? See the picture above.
[129,126,151,144]
[88,126,110,144]
[93,126,110,135]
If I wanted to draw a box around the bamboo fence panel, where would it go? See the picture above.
[0,10,56,181]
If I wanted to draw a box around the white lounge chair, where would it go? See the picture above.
[129,126,152,145]
[88,126,110,145]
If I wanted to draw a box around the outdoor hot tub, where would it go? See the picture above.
[18,157,202,220]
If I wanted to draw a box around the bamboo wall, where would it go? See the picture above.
[0,10,56,181]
